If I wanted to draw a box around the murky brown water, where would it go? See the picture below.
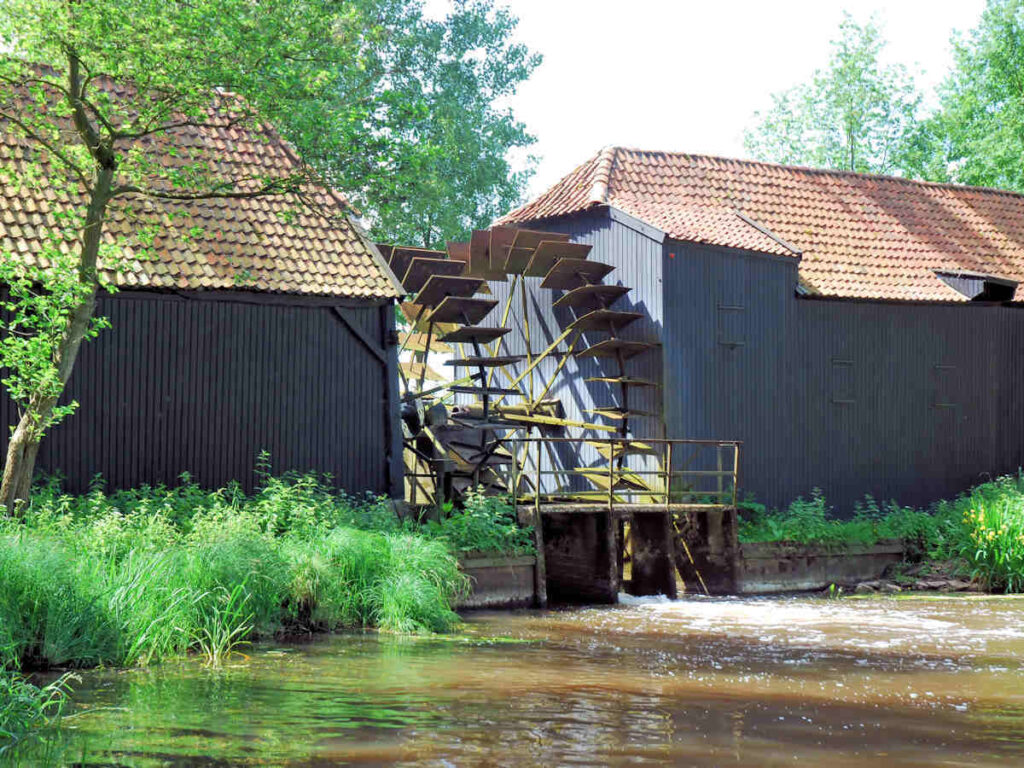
[61,594,1024,766]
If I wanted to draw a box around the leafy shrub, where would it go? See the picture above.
[739,490,876,547]
[738,490,949,552]
[424,488,534,556]
[739,476,1024,593]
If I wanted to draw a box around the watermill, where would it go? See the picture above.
[378,225,741,601]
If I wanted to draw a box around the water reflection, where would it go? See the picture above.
[63,595,1024,766]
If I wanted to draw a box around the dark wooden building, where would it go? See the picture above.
[497,147,1024,512]
[1,114,404,496]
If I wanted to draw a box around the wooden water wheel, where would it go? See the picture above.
[379,225,659,507]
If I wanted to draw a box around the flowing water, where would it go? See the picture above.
[58,594,1024,766]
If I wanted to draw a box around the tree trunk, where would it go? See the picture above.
[0,57,118,514]
[1,171,110,514]
[0,418,35,514]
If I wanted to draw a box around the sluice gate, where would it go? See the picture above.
[513,437,741,604]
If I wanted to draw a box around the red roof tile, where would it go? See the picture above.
[1,87,401,300]
[501,147,1024,301]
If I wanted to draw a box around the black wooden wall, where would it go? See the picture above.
[0,290,401,496]
[504,208,1024,513]
[661,237,1024,513]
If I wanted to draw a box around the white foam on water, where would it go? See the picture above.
[617,592,672,606]
[599,595,1024,658]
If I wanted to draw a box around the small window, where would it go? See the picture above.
[933,364,957,408]
[831,358,854,404]
[716,303,745,349]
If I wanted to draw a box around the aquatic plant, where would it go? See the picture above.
[190,583,255,667]
[0,667,75,761]
[941,476,1024,592]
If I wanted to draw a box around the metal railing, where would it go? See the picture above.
[505,437,741,514]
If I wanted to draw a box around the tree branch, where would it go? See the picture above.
[0,108,91,188]
[66,52,113,169]
[112,107,256,143]
[110,176,306,202]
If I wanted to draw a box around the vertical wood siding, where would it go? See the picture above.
[0,292,396,495]
[661,238,1024,513]
[506,210,1024,514]
[487,209,664,490]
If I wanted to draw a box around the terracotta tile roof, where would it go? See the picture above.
[0,88,401,300]
[501,146,1024,301]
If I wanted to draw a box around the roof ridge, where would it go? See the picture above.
[587,145,616,205]
[607,146,1024,201]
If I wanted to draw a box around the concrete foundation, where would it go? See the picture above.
[674,507,740,595]
[541,512,620,604]
[628,511,679,598]
[736,540,905,593]
[458,555,539,609]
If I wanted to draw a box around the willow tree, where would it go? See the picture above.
[0,0,371,512]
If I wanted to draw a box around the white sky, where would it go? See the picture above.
[438,0,987,199]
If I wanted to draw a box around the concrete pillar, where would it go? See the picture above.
[541,512,619,604]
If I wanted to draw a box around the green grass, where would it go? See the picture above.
[0,470,470,674]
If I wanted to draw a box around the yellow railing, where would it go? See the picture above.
[505,437,742,514]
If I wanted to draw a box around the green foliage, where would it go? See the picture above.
[0,473,470,672]
[424,487,534,556]
[737,489,947,552]
[744,13,922,175]
[740,476,1024,593]
[286,0,541,248]
[0,253,110,439]
[908,0,1024,191]
[938,475,1024,592]
[0,667,74,761]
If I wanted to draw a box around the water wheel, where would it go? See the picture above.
[379,225,658,507]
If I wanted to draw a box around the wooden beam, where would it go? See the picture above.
[332,307,386,365]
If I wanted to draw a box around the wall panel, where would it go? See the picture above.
[0,292,395,495]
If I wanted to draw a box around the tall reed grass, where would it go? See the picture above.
[0,663,74,761]
[0,472,467,674]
